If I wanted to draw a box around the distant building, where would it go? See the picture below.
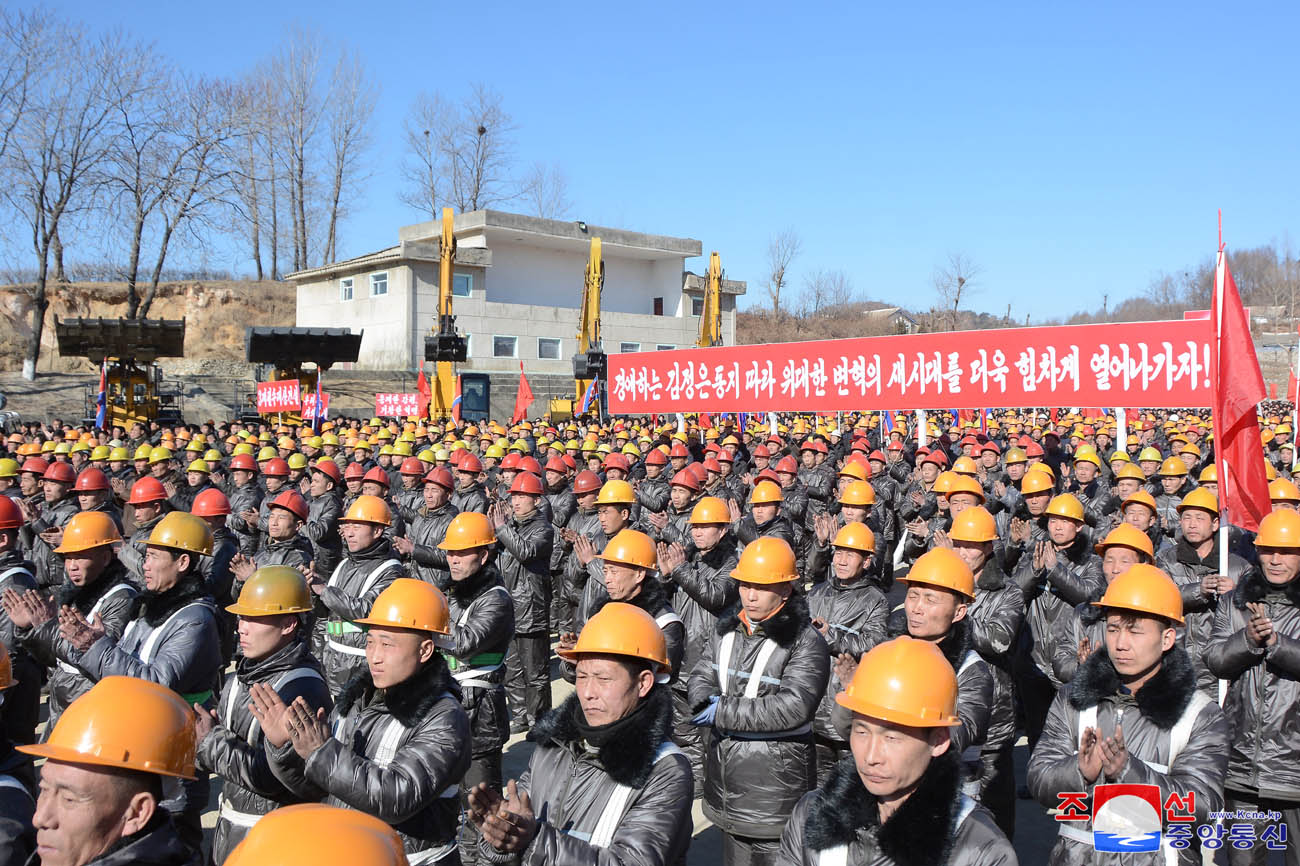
[287,210,746,371]
[863,305,920,334]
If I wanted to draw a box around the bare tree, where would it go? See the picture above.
[764,228,801,314]
[1,19,140,378]
[521,161,572,220]
[0,9,39,163]
[270,29,325,273]
[801,268,854,314]
[321,49,376,263]
[399,92,447,220]
[932,252,981,331]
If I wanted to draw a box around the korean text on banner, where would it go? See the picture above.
[302,392,330,421]
[607,319,1213,414]
[256,379,302,414]
[374,392,421,418]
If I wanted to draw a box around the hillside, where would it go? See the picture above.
[0,280,296,374]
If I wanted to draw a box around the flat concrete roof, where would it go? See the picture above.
[285,242,491,283]
[399,209,703,259]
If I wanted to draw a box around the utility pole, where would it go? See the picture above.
[1103,294,1108,317]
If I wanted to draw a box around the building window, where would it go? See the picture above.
[340,278,353,301]
[657,344,676,351]
[691,297,704,316]
[619,342,640,353]
[653,297,664,316]
[493,336,518,358]
[463,334,473,356]
[370,272,388,296]
[453,273,472,297]
[537,337,561,360]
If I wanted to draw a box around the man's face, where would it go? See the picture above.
[238,614,296,660]
[645,462,662,479]
[669,486,691,510]
[575,656,652,726]
[1115,478,1140,499]
[185,471,205,488]
[841,504,868,523]
[576,490,597,511]
[265,476,285,493]
[62,546,111,587]
[365,626,433,689]
[423,482,450,511]
[1075,462,1097,483]
[690,523,726,552]
[43,479,70,503]
[606,467,626,482]
[752,502,779,524]
[545,470,565,489]
[903,585,965,640]
[150,462,168,479]
[1101,547,1142,584]
[947,493,979,516]
[1105,613,1174,679]
[1046,515,1079,546]
[141,547,185,593]
[1006,462,1025,481]
[603,561,645,601]
[76,491,106,511]
[1123,503,1157,531]
[831,546,868,582]
[232,469,254,487]
[457,470,478,490]
[1160,475,1183,495]
[737,579,790,623]
[1179,508,1217,545]
[952,540,990,576]
[345,479,362,495]
[980,451,999,468]
[801,450,816,468]
[1024,491,1050,517]
[309,472,331,497]
[267,507,300,541]
[1139,460,1160,477]
[850,716,946,800]
[510,492,537,520]
[341,521,384,553]
[19,473,39,496]
[33,760,151,866]
[597,504,628,536]
[1257,546,1300,586]
[360,481,385,498]
[446,547,489,582]
[778,471,797,490]
[920,463,939,484]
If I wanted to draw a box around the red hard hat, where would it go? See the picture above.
[671,468,701,491]
[545,455,567,473]
[400,457,424,475]
[573,470,603,494]
[344,462,365,480]
[312,459,341,484]
[561,453,577,471]
[669,442,690,459]
[703,457,722,474]
[191,488,232,517]
[263,458,290,477]
[716,449,734,463]
[269,490,309,520]
[644,448,667,466]
[1025,441,1045,458]
[363,467,390,487]
[448,449,464,468]
[128,476,168,505]
[886,440,904,451]
[74,468,110,492]
[688,462,708,484]
[757,468,781,485]
[458,453,483,474]
[20,458,49,476]
[750,444,770,459]
[229,453,258,472]
[424,467,454,491]
[43,462,75,484]
[0,497,23,529]
[775,455,799,474]
[603,453,629,472]
[869,449,887,463]
[509,471,543,496]
[517,456,541,476]
[499,453,521,470]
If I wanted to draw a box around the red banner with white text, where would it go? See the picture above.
[375,393,422,418]
[256,379,302,414]
[607,320,1214,413]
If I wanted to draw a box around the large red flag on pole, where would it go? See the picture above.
[1211,240,1270,532]
[512,362,534,424]
[415,361,431,420]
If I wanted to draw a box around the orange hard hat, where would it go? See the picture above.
[437,511,496,550]
[944,475,986,504]
[599,528,657,570]
[556,601,669,670]
[835,636,960,727]
[1270,479,1300,503]
[340,494,392,527]
[191,488,231,517]
[354,578,452,640]
[951,456,979,477]
[901,547,975,600]
[730,537,798,584]
[1094,523,1155,559]
[1020,470,1055,495]
[838,462,869,483]
[226,566,313,616]
[831,521,875,555]
[1256,509,1300,549]
[690,496,731,525]
[1122,489,1159,516]
[838,480,876,507]
[224,804,408,866]
[19,676,196,778]
[1176,487,1219,515]
[947,506,996,543]
[54,511,122,553]
[749,479,784,505]
[1092,563,1184,623]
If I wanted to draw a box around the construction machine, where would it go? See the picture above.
[55,317,187,428]
[560,236,606,420]
[423,207,468,420]
[244,326,363,425]
[697,251,724,348]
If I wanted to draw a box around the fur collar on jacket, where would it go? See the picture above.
[55,559,131,610]
[1077,586,1107,627]
[336,655,459,728]
[528,685,675,789]
[716,591,811,648]
[975,558,1007,592]
[1068,644,1195,729]
[886,615,972,669]
[804,753,964,866]
[1234,566,1300,610]
[136,574,210,628]
[1175,536,1217,569]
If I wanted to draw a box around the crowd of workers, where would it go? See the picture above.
[0,406,1296,866]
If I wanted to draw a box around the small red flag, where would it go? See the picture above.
[512,362,534,424]
[415,361,431,419]
[1271,383,1279,399]
[1212,245,1270,531]
[1289,369,1298,406]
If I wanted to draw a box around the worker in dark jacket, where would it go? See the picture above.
[468,602,694,866]
[195,566,331,863]
[492,471,555,733]
[0,497,40,746]
[119,476,172,582]
[4,511,138,738]
[304,460,344,576]
[555,471,602,633]
[229,489,315,598]
[688,536,829,866]
[258,578,472,865]
[19,677,203,866]
[311,495,404,694]
[20,460,79,590]
[733,480,797,551]
[0,644,35,865]
[1205,508,1300,863]
[777,636,1016,866]
[454,454,490,515]
[1030,565,1227,866]
[223,452,263,554]
[437,511,516,866]
[806,521,888,781]
[394,467,458,590]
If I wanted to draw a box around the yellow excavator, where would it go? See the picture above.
[424,207,467,419]
[549,237,606,421]
[697,251,724,347]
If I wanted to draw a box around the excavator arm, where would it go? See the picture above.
[697,251,724,347]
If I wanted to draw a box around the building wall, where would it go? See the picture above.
[296,263,414,369]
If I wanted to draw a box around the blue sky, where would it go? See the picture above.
[41,0,1300,322]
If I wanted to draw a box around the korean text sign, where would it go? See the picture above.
[607,320,1213,413]
[374,393,421,418]
[256,380,302,414]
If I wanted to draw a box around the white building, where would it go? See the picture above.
[287,210,746,372]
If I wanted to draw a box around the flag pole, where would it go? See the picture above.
[916,409,927,450]
[1293,324,1300,438]
[1214,241,1231,706]
[1115,407,1126,458]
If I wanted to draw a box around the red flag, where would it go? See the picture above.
[1271,383,1279,399]
[512,362,534,424]
[1050,408,1058,425]
[1290,369,1298,406]
[1212,245,1270,531]
[415,362,431,419]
